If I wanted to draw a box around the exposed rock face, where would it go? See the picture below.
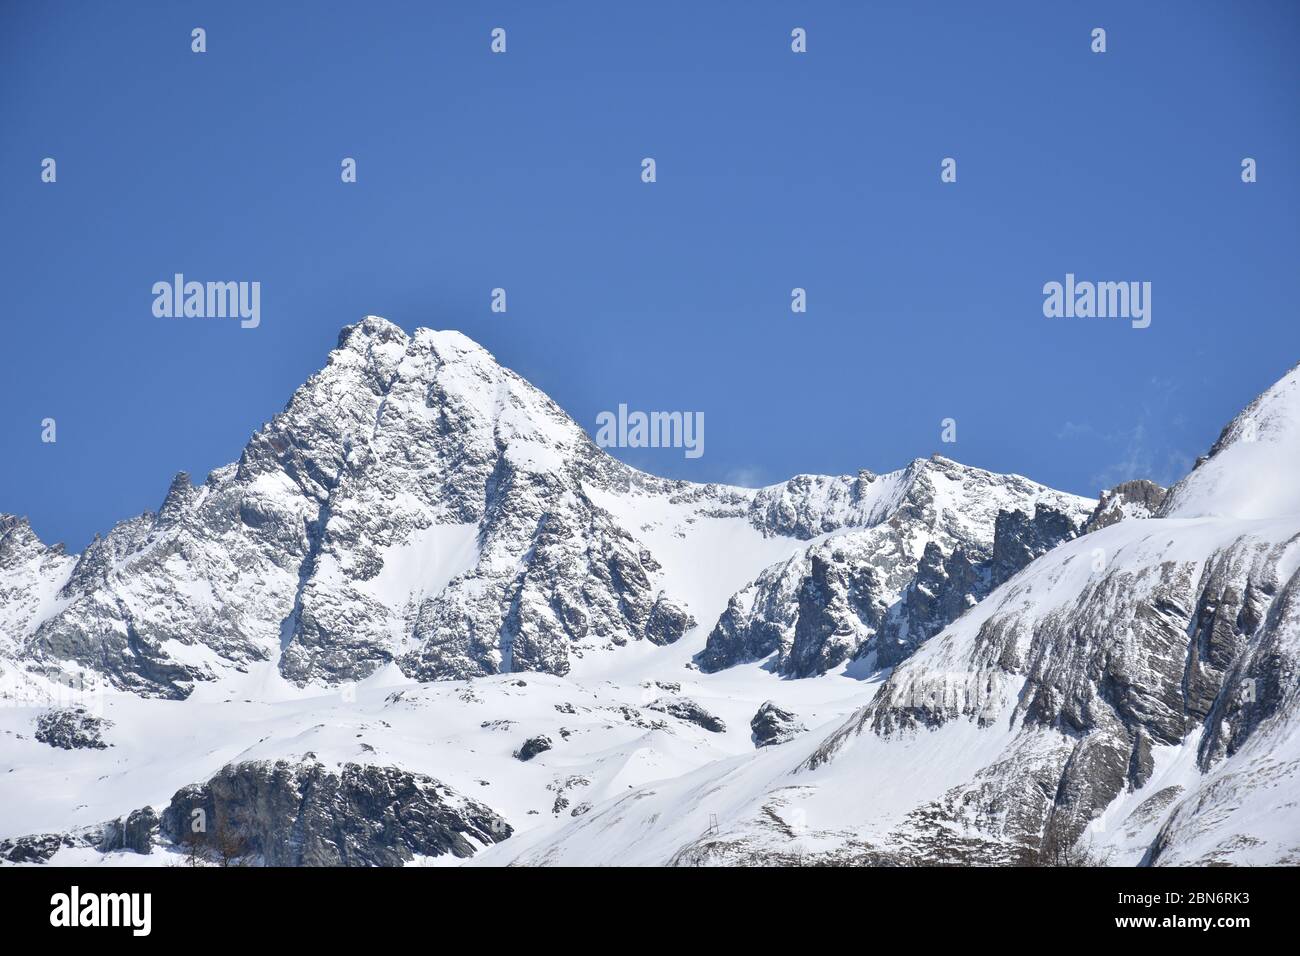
[514,735,553,761]
[988,506,1083,588]
[1083,480,1167,533]
[0,832,76,864]
[3,321,704,696]
[750,701,805,747]
[795,369,1300,865]
[34,708,111,750]
[700,462,1091,677]
[0,808,158,863]
[499,525,1300,868]
[158,760,512,866]
[646,697,726,733]
[745,471,891,539]
[99,807,159,855]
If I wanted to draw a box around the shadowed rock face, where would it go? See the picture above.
[750,701,805,747]
[701,482,1090,678]
[99,807,159,855]
[0,833,71,864]
[1,320,721,696]
[0,806,159,863]
[514,735,552,761]
[159,759,512,866]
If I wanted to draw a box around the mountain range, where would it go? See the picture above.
[1,316,1296,867]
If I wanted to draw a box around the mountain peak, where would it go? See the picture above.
[336,317,491,364]
[1161,362,1300,519]
[335,314,407,350]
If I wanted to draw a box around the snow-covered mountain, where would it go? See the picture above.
[0,316,1088,700]
[475,363,1300,867]
[1,318,1295,868]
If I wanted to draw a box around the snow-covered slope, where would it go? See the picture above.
[1161,363,1300,520]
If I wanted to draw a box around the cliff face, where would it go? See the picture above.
[700,459,1091,677]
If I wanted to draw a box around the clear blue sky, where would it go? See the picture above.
[2,0,1297,550]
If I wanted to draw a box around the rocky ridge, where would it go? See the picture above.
[0,317,1092,697]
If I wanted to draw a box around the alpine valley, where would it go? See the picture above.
[1,317,1297,867]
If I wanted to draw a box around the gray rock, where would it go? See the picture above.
[647,697,726,733]
[514,735,553,761]
[1083,480,1167,533]
[808,520,1299,862]
[989,505,1083,589]
[0,324,1097,697]
[34,708,112,750]
[701,462,1090,678]
[750,701,805,747]
[158,759,512,866]
[0,832,72,864]
[99,807,159,855]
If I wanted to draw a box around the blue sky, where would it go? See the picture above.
[2,0,1298,550]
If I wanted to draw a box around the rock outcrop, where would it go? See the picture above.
[1083,480,1167,533]
[514,735,553,761]
[646,697,726,733]
[476,363,1300,868]
[159,759,512,866]
[699,461,1092,677]
[34,708,111,750]
[750,701,805,747]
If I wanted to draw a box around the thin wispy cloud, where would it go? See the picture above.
[1061,378,1197,492]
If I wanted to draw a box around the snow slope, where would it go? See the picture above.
[1162,362,1300,520]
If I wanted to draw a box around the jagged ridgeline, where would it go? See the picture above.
[1,316,1092,698]
[4,319,1298,869]
[479,361,1300,867]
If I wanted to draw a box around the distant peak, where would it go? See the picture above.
[1160,362,1300,520]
